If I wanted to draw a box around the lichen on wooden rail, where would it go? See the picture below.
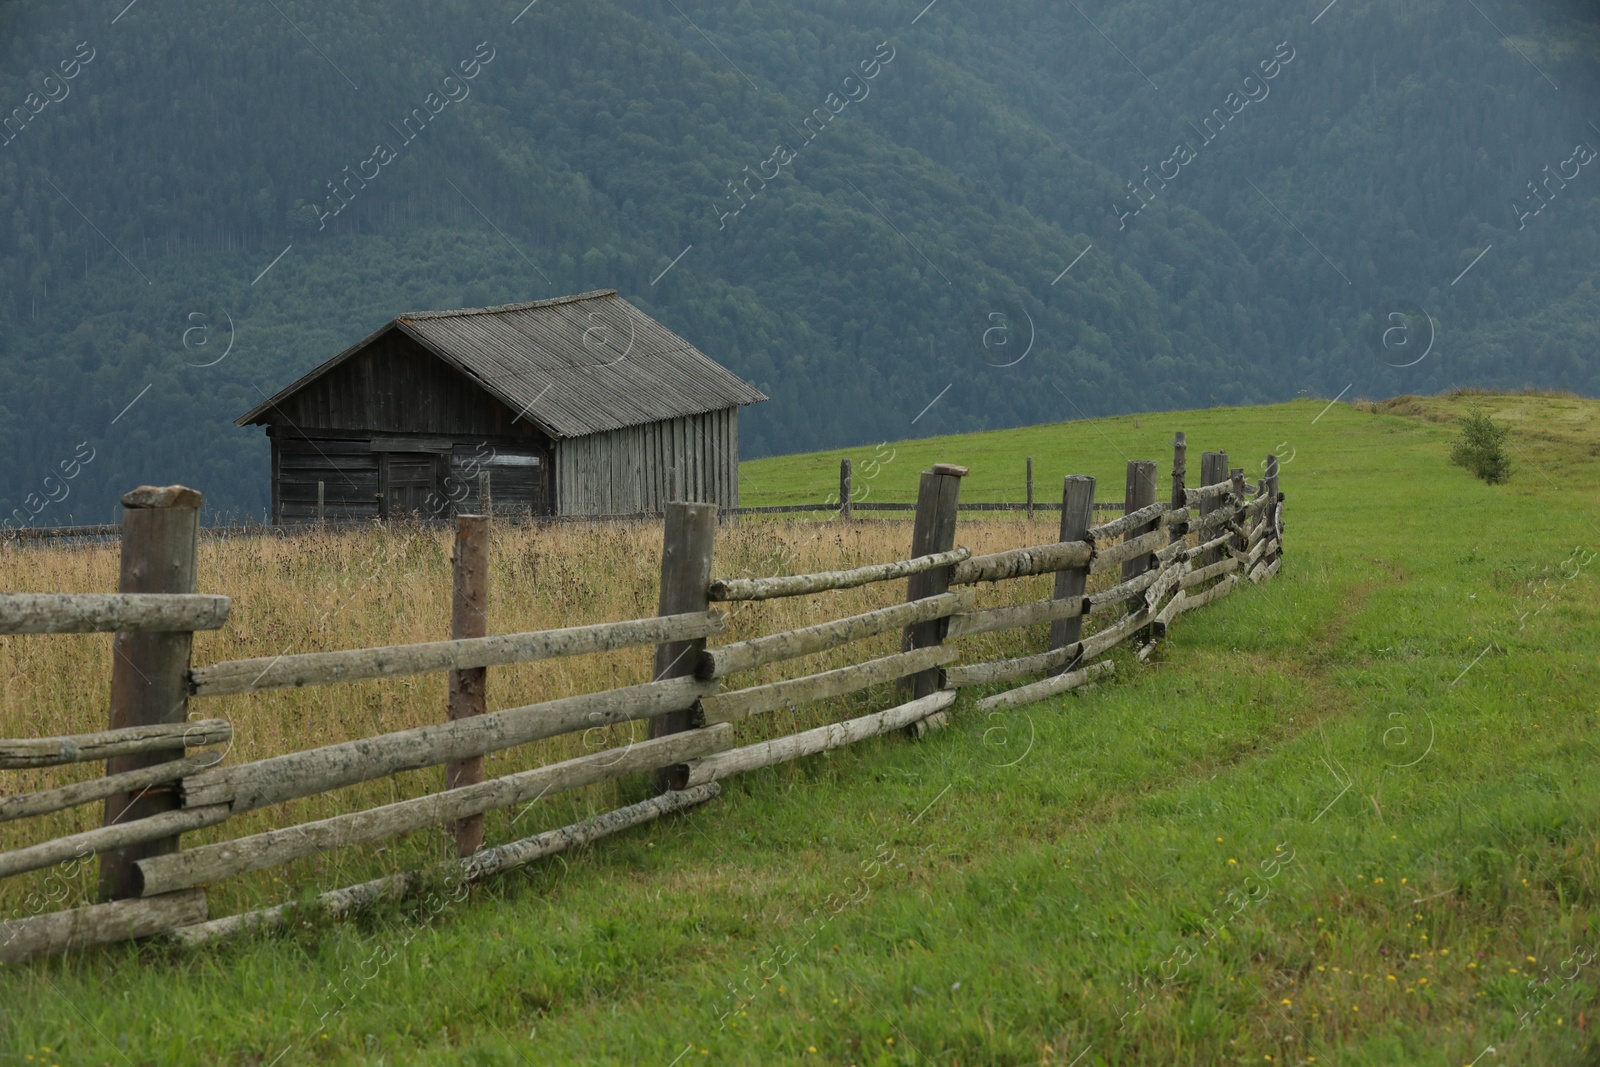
[1088,529,1166,575]
[1183,481,1236,506]
[166,785,722,948]
[181,676,714,814]
[698,591,972,679]
[1181,556,1240,589]
[1084,566,1163,610]
[0,803,231,881]
[0,889,207,964]
[707,547,971,602]
[948,540,1093,585]
[188,611,724,697]
[0,593,231,635]
[682,691,957,787]
[946,642,1077,687]
[697,646,956,725]
[0,719,232,770]
[1087,501,1171,542]
[974,660,1115,710]
[0,750,224,823]
[1184,530,1235,562]
[1143,561,1185,611]
[945,594,1085,639]
[1183,573,1238,611]
[1189,506,1240,537]
[134,726,733,896]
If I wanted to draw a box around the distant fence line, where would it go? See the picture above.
[0,434,1283,963]
[1,455,1153,544]
[1,503,1129,545]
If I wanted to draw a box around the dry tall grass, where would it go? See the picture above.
[0,517,1123,922]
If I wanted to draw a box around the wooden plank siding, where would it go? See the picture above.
[553,408,740,515]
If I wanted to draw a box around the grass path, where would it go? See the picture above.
[3,393,1598,1065]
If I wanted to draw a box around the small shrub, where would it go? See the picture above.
[1449,407,1512,484]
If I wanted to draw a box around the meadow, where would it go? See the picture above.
[1,390,1597,1066]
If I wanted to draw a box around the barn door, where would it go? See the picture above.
[378,453,444,520]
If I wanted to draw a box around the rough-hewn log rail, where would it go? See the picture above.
[0,719,232,770]
[1083,567,1163,610]
[166,785,723,948]
[134,726,734,896]
[0,593,231,635]
[1088,501,1172,542]
[948,540,1094,586]
[1182,556,1240,589]
[188,611,724,697]
[0,751,224,823]
[1190,507,1243,538]
[1183,481,1236,506]
[707,548,971,602]
[946,607,1152,687]
[1088,529,1167,574]
[974,660,1115,711]
[1142,561,1186,611]
[0,804,231,881]
[945,594,1085,639]
[1183,573,1238,612]
[0,889,208,964]
[1185,530,1236,562]
[181,676,714,814]
[697,591,972,680]
[683,691,957,787]
[697,646,956,726]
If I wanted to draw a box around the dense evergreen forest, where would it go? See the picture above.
[0,0,1596,521]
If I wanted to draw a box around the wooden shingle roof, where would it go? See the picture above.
[237,290,766,439]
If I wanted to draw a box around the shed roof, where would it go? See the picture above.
[236,290,766,439]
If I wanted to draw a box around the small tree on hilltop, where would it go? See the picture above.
[1450,407,1512,484]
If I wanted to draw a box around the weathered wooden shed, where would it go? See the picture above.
[237,290,767,523]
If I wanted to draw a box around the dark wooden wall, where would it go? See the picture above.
[261,328,547,440]
[271,429,551,523]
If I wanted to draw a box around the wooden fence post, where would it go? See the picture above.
[1048,475,1096,674]
[446,514,490,856]
[1026,457,1034,522]
[1169,434,1186,545]
[1199,451,1226,566]
[902,464,966,703]
[479,471,492,519]
[651,501,718,789]
[1230,468,1248,557]
[99,485,202,901]
[317,481,325,526]
[1122,460,1159,619]
[1263,453,1280,567]
[839,457,852,521]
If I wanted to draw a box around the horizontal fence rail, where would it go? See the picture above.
[181,676,714,814]
[188,611,725,697]
[131,727,735,896]
[0,441,1286,962]
[707,547,970,602]
[0,720,232,770]
[0,593,231,635]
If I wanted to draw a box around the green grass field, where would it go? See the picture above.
[4,392,1599,1066]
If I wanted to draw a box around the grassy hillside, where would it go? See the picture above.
[2,393,1598,1065]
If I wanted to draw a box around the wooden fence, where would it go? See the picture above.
[0,437,1284,962]
[2,457,1120,543]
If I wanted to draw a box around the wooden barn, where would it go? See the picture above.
[237,290,767,523]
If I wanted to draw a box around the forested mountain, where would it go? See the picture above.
[0,0,1597,521]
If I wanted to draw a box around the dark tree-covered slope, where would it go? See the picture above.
[0,0,1595,520]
